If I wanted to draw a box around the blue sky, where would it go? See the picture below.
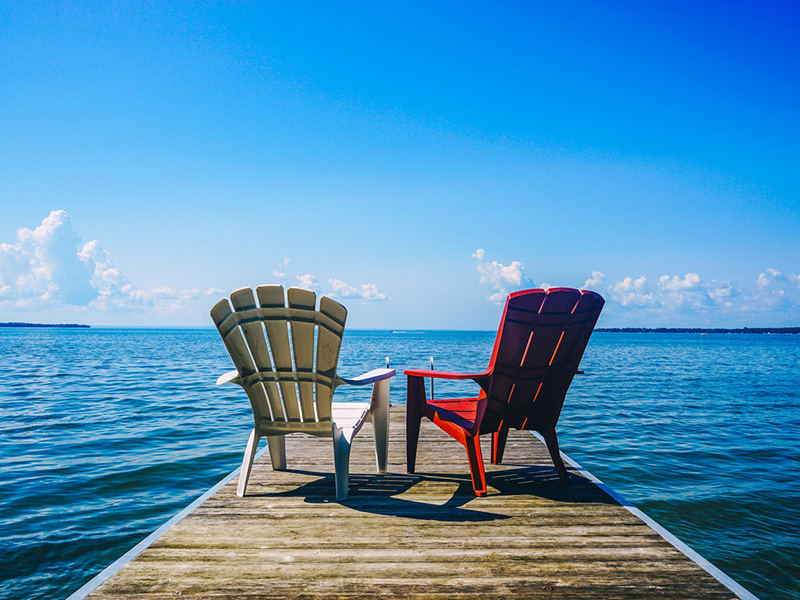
[1,1,798,328]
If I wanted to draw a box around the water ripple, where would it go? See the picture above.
[0,329,797,599]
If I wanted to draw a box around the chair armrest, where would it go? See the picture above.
[216,369,241,385]
[404,368,489,381]
[337,368,396,386]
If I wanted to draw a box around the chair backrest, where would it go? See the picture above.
[211,285,348,434]
[479,288,604,434]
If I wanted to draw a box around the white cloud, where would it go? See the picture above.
[473,248,533,303]
[707,281,738,305]
[658,272,701,292]
[486,290,506,303]
[584,271,605,289]
[259,257,390,303]
[8,210,98,305]
[0,242,32,299]
[758,268,800,291]
[752,269,798,310]
[606,273,726,311]
[272,257,291,279]
[328,278,389,302]
[595,268,800,323]
[655,273,717,309]
[295,273,320,291]
[609,276,659,307]
[0,210,198,314]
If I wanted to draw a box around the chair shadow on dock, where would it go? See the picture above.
[486,464,618,504]
[244,461,617,522]
[249,469,509,521]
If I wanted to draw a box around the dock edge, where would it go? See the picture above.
[534,431,761,600]
[64,446,269,600]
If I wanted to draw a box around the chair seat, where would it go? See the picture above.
[427,398,479,431]
[331,401,371,430]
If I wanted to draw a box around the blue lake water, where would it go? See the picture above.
[0,328,798,599]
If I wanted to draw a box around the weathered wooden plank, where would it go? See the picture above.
[86,408,741,599]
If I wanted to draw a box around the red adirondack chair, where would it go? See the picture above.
[405,287,604,496]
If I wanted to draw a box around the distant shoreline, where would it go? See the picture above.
[0,322,90,328]
[596,327,800,334]
[0,323,797,334]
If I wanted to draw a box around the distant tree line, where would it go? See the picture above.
[0,322,90,328]
[596,327,800,334]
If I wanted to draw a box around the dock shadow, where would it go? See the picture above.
[486,464,618,505]
[250,462,616,520]
[255,469,509,522]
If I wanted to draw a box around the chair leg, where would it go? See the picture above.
[464,435,487,496]
[370,378,390,474]
[406,375,425,474]
[541,428,570,483]
[491,426,510,464]
[237,427,261,497]
[266,435,286,471]
[333,426,354,500]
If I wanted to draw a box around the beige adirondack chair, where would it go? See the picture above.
[211,285,395,500]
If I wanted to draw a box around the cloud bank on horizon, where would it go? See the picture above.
[0,211,223,315]
[2,211,798,327]
[472,249,800,325]
[0,211,390,324]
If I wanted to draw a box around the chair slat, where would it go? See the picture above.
[317,297,347,419]
[507,290,581,418]
[530,291,604,428]
[314,296,347,422]
[211,297,272,424]
[230,288,286,422]
[484,293,540,424]
[288,288,318,422]
[210,298,255,377]
[555,291,604,366]
[256,286,301,423]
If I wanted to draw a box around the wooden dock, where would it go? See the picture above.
[81,407,751,599]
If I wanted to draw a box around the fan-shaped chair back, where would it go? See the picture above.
[405,287,604,495]
[211,285,347,436]
[480,288,605,433]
